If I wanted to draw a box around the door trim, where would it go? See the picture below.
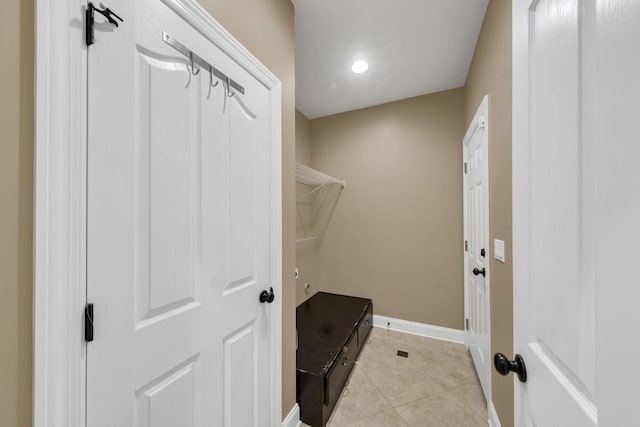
[462,94,491,400]
[488,401,502,427]
[512,1,529,423]
[33,1,283,426]
[34,1,87,425]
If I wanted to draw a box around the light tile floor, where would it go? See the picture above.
[303,327,488,427]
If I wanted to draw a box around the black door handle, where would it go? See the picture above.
[472,267,486,277]
[494,353,527,383]
[259,287,275,303]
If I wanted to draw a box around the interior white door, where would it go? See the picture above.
[86,1,276,426]
[513,1,597,425]
[463,96,490,404]
[513,0,640,425]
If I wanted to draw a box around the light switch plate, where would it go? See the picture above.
[494,239,505,263]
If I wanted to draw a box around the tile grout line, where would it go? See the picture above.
[348,330,488,426]
[343,406,410,427]
[374,331,471,393]
[328,340,395,426]
[368,330,488,425]
[354,357,395,411]
[447,383,490,422]
[354,362,410,427]
[357,336,448,414]
[356,338,415,408]
[359,334,416,412]
[393,387,488,426]
[373,330,464,383]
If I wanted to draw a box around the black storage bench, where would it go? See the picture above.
[296,292,373,427]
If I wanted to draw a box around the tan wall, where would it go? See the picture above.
[0,0,34,426]
[0,0,296,424]
[309,89,466,329]
[198,0,297,418]
[296,109,312,165]
[463,0,513,425]
[295,110,319,305]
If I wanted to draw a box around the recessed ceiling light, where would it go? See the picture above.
[351,60,369,74]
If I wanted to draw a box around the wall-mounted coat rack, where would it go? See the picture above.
[162,31,245,95]
[295,163,345,244]
[162,31,258,120]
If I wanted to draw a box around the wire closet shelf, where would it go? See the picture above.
[295,163,346,244]
[296,163,345,199]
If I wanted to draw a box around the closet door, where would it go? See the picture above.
[463,96,490,403]
[86,1,274,426]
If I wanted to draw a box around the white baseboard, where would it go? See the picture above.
[372,315,465,344]
[283,403,301,427]
[488,401,501,427]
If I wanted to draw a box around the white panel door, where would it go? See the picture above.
[513,0,640,425]
[463,96,490,404]
[86,1,275,426]
[513,1,597,425]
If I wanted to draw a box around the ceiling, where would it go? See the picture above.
[293,0,489,119]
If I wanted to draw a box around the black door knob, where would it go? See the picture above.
[472,267,486,277]
[259,287,275,303]
[494,353,527,383]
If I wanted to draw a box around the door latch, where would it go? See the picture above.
[472,267,486,277]
[86,2,124,46]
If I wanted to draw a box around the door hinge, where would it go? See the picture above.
[85,2,124,47]
[465,318,469,330]
[85,303,94,342]
[464,162,468,174]
[465,240,468,252]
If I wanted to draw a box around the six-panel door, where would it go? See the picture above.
[464,100,490,403]
[87,1,273,426]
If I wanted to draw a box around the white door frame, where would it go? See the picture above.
[462,95,491,400]
[512,1,529,422]
[33,1,282,426]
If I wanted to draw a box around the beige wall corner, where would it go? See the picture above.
[295,110,319,306]
[464,0,513,425]
[296,110,312,166]
[309,88,466,330]
[198,0,297,418]
[0,0,34,426]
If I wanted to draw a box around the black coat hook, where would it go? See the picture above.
[86,2,124,46]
